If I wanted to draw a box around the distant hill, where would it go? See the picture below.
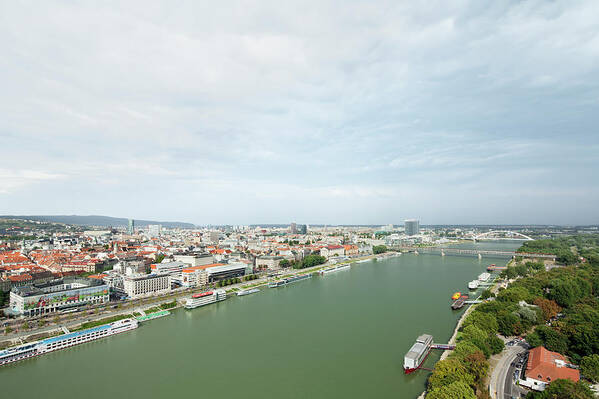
[0,215,195,229]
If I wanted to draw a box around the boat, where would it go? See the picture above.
[468,280,480,290]
[404,334,433,373]
[356,259,370,263]
[451,292,461,300]
[236,288,260,296]
[0,318,138,367]
[451,296,467,310]
[478,272,491,282]
[319,264,351,275]
[184,289,227,309]
[268,274,312,288]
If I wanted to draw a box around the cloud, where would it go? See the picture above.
[0,0,598,224]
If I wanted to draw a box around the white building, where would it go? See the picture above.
[123,273,171,299]
[173,254,214,267]
[147,225,162,238]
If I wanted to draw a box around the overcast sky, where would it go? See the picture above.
[1,1,598,225]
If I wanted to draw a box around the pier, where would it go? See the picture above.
[404,335,456,374]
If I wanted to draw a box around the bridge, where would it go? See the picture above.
[391,246,556,260]
[472,230,534,241]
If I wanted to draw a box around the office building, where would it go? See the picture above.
[9,278,109,317]
[289,223,297,234]
[405,219,420,236]
[148,224,161,238]
[297,224,307,234]
[123,273,170,299]
[128,219,135,235]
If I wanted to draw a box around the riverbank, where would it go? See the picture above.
[416,263,508,398]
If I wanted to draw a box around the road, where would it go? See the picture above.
[489,341,527,399]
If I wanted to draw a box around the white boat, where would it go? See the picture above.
[319,264,351,275]
[0,318,138,367]
[236,288,260,296]
[478,272,491,282]
[356,259,370,263]
[468,280,480,290]
[184,289,227,309]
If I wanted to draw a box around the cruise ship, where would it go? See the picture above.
[478,272,491,282]
[236,288,260,296]
[319,264,350,275]
[268,273,311,288]
[468,280,480,290]
[0,318,138,367]
[184,289,227,309]
[404,334,433,373]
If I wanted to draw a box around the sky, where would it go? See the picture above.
[1,1,599,226]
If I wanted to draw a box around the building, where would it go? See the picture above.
[9,278,109,317]
[320,245,345,258]
[297,224,307,234]
[173,254,214,267]
[181,263,250,288]
[123,273,170,299]
[148,225,161,238]
[521,346,580,391]
[289,223,297,234]
[255,256,285,270]
[128,219,135,235]
[150,261,189,275]
[405,219,420,236]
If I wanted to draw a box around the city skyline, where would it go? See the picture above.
[2,1,599,225]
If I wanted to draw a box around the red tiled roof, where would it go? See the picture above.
[526,346,579,383]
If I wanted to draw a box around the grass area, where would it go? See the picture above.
[72,314,132,331]
[144,300,177,314]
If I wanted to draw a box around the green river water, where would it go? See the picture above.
[2,242,520,399]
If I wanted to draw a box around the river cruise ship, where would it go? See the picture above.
[0,318,138,367]
[478,272,491,282]
[184,289,227,309]
[468,280,480,290]
[268,273,311,288]
[319,264,350,275]
[404,334,433,373]
[236,288,260,296]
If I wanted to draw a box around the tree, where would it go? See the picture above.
[488,335,505,355]
[534,379,594,399]
[372,245,387,254]
[279,259,291,268]
[580,354,599,383]
[549,279,580,308]
[534,298,561,321]
[428,358,475,391]
[426,381,476,399]
[481,289,494,300]
[463,311,498,335]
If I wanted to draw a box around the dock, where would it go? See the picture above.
[135,310,170,323]
[404,335,455,374]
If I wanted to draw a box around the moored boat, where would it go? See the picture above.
[0,318,138,367]
[236,288,260,296]
[184,289,227,309]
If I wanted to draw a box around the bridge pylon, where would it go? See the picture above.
[478,253,482,260]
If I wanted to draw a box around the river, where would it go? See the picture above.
[1,242,520,398]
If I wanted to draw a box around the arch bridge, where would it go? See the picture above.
[473,230,533,241]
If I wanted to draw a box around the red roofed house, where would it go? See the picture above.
[521,346,579,391]
[320,245,345,258]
